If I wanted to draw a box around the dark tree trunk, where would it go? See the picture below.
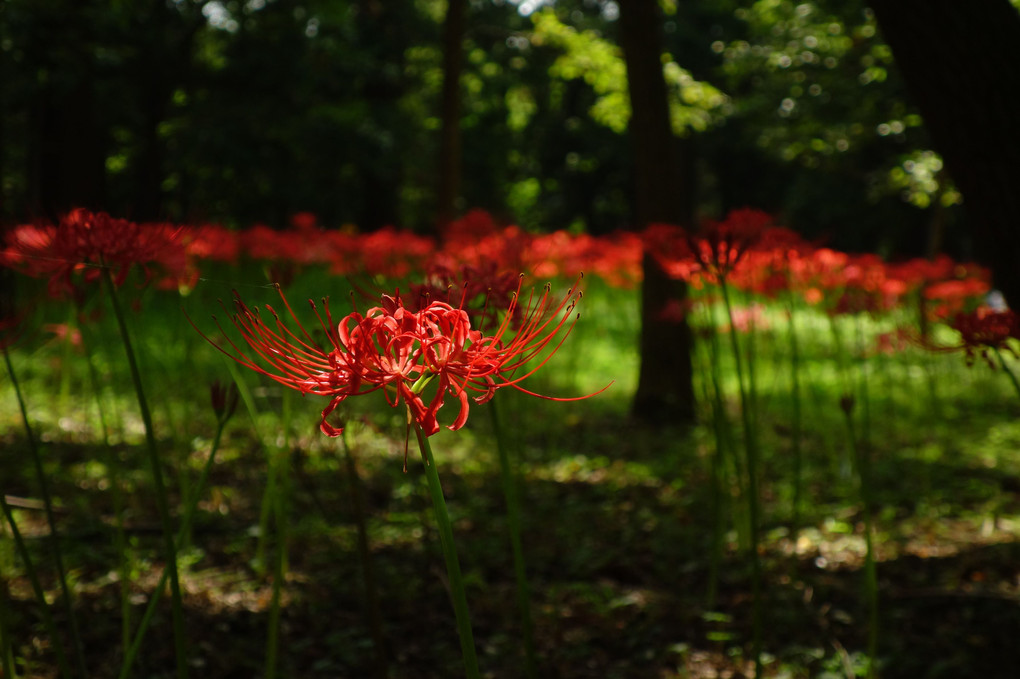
[133,78,170,222]
[130,1,209,222]
[618,0,696,424]
[436,0,467,232]
[22,2,106,221]
[870,0,1020,305]
[32,76,106,220]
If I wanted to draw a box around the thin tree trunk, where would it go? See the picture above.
[35,76,106,219]
[436,0,468,231]
[618,0,696,423]
[871,0,1020,305]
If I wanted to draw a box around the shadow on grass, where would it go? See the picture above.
[2,407,1019,678]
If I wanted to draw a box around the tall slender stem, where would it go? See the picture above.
[264,387,293,679]
[842,402,878,679]
[787,301,803,534]
[0,556,15,679]
[719,281,763,678]
[0,494,73,679]
[118,418,227,679]
[264,453,286,679]
[995,347,1020,401]
[414,426,480,679]
[706,381,727,610]
[340,428,389,679]
[489,399,538,679]
[77,312,133,655]
[101,268,188,679]
[2,343,86,678]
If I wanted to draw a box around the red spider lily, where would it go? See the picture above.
[436,210,641,288]
[419,276,607,418]
[642,208,780,288]
[435,211,530,280]
[529,231,642,288]
[884,255,991,323]
[351,227,436,279]
[181,224,241,263]
[946,307,1020,367]
[922,277,991,320]
[440,208,501,245]
[829,253,900,316]
[720,303,770,334]
[43,323,83,350]
[686,208,775,284]
[641,223,697,281]
[193,276,606,439]
[791,247,848,305]
[407,261,522,332]
[872,328,913,357]
[1,208,185,297]
[289,212,319,232]
[729,227,814,298]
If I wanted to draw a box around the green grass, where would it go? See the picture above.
[2,268,1019,678]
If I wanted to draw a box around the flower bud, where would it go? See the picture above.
[210,380,240,424]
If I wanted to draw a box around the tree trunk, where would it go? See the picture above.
[870,0,1020,305]
[436,0,468,232]
[618,0,696,424]
[32,76,106,220]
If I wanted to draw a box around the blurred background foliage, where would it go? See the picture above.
[0,0,979,256]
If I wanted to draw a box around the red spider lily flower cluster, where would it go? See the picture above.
[407,261,522,332]
[944,307,1020,367]
[642,208,992,322]
[5,207,995,328]
[196,276,604,439]
[643,208,788,288]
[436,210,642,289]
[1,208,188,297]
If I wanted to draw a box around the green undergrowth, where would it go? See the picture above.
[2,270,1019,678]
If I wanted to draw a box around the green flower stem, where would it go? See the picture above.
[118,417,228,679]
[787,300,804,534]
[706,371,728,610]
[2,343,86,678]
[101,267,188,679]
[264,452,286,679]
[265,391,292,679]
[219,362,289,678]
[264,386,294,679]
[827,315,855,479]
[0,494,73,679]
[77,312,133,655]
[719,280,763,679]
[57,305,76,409]
[842,404,878,679]
[255,459,277,576]
[340,428,389,679]
[0,557,15,679]
[699,302,741,608]
[707,303,747,551]
[994,348,1020,401]
[413,426,480,679]
[855,316,872,459]
[224,363,272,577]
[488,399,538,679]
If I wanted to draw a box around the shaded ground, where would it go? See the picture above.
[3,408,1019,679]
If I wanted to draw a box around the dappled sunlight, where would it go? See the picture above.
[3,207,1020,678]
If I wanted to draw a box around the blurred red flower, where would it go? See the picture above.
[948,307,1020,367]
[1,208,186,297]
